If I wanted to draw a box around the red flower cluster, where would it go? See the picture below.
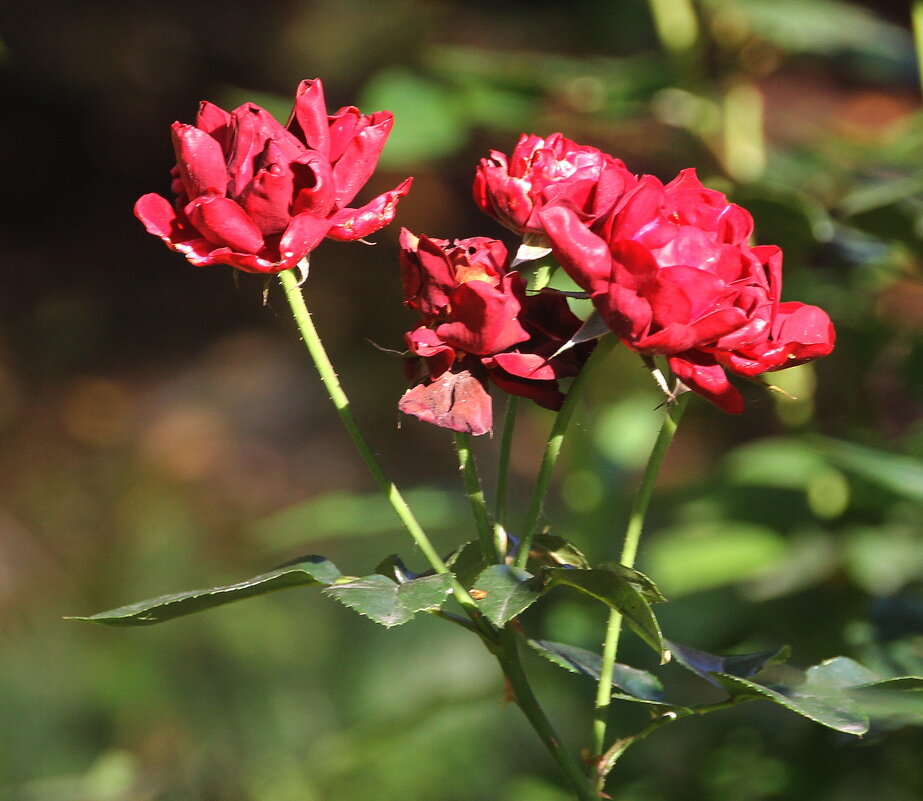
[539,167,835,413]
[135,79,411,274]
[473,132,636,242]
[397,231,593,435]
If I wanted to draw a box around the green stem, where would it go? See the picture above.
[515,336,617,570]
[455,432,500,563]
[494,262,555,531]
[591,393,690,764]
[277,269,482,619]
[914,1,923,93]
[496,628,598,801]
[493,395,519,528]
[598,696,743,778]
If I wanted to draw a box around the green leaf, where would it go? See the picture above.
[711,673,869,736]
[543,568,665,657]
[68,556,341,627]
[324,573,454,628]
[803,656,881,690]
[712,656,923,735]
[444,540,488,588]
[528,639,665,702]
[471,565,542,626]
[528,534,591,570]
[667,640,790,687]
[595,563,668,603]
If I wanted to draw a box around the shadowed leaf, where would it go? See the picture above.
[544,567,665,657]
[667,639,790,687]
[529,639,665,701]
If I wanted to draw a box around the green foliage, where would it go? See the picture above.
[529,639,666,702]
[667,640,791,684]
[544,567,666,657]
[68,557,341,626]
[324,574,455,628]
[472,565,543,627]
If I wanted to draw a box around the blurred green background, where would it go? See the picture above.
[1,0,922,799]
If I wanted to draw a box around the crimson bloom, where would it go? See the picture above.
[540,169,835,413]
[135,79,411,274]
[473,133,637,255]
[397,231,593,435]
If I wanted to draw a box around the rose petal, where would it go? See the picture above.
[398,368,492,435]
[171,123,229,199]
[325,177,413,241]
[277,212,334,267]
[540,204,613,292]
[186,195,265,253]
[331,113,395,208]
[238,140,297,236]
[668,355,744,414]
[437,277,529,355]
[195,101,232,148]
[287,79,330,156]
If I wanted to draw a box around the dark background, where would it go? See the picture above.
[1,1,922,799]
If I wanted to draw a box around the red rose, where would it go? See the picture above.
[397,232,593,435]
[473,133,637,242]
[135,79,412,274]
[541,169,835,413]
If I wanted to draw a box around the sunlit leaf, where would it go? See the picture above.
[528,534,591,570]
[324,573,454,628]
[711,656,923,735]
[69,556,341,626]
[471,565,542,626]
[713,672,869,734]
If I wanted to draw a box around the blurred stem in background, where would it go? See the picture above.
[913,1,923,92]
[722,78,766,182]
[648,0,704,85]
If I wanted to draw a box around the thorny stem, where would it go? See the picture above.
[591,393,690,778]
[494,261,556,530]
[455,432,501,564]
[455,404,596,800]
[598,696,743,779]
[496,627,600,801]
[514,335,618,570]
[493,395,519,529]
[277,268,485,622]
